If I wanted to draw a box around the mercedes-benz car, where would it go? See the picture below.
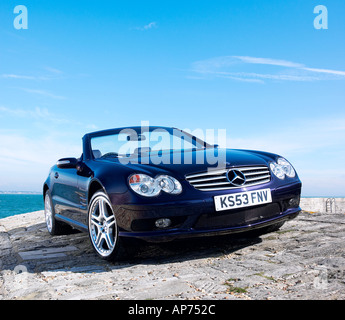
[43,126,301,261]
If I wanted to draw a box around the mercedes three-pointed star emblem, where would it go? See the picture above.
[226,169,246,186]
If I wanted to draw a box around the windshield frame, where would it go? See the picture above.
[83,126,212,161]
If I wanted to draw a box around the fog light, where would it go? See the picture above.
[289,196,300,207]
[155,218,171,229]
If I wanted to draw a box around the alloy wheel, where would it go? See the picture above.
[44,194,53,233]
[89,194,117,257]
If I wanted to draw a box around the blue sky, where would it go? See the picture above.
[0,0,344,195]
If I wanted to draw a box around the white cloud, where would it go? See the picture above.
[86,124,99,130]
[132,21,158,31]
[212,71,320,82]
[1,74,54,81]
[190,55,345,83]
[20,88,66,100]
[0,105,99,133]
[0,106,71,124]
[1,74,38,80]
[44,66,63,74]
[143,22,157,30]
[302,67,345,76]
[0,132,81,191]
[220,75,265,83]
[1,67,64,81]
[225,115,345,196]
[0,134,76,165]
[227,115,345,155]
[233,56,305,68]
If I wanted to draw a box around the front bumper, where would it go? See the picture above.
[114,182,302,242]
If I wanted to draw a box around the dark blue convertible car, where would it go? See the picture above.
[43,126,301,261]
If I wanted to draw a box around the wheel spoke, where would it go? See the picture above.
[107,220,116,229]
[104,232,114,250]
[95,232,103,248]
[91,215,102,228]
[99,199,107,219]
[105,215,115,226]
[91,210,101,222]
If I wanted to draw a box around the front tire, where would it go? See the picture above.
[88,191,125,261]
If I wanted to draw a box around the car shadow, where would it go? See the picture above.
[3,221,263,273]
[126,233,262,265]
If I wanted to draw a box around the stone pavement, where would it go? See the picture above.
[0,210,344,300]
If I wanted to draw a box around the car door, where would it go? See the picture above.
[51,165,80,222]
[76,171,91,227]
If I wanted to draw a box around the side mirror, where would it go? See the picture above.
[57,157,78,169]
[76,161,93,177]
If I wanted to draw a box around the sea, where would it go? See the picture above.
[0,194,44,220]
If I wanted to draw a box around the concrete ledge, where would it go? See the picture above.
[1,206,345,300]
[300,197,345,213]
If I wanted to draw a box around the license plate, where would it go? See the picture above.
[214,188,272,212]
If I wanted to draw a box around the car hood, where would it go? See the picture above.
[110,148,275,178]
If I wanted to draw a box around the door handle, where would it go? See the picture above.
[54,172,59,179]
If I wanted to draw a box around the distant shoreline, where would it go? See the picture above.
[0,191,41,195]
[302,196,345,198]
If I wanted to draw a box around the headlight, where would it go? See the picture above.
[270,157,296,179]
[128,174,182,197]
[277,158,295,178]
[128,174,160,197]
[156,175,182,194]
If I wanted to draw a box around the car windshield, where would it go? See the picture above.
[90,128,209,159]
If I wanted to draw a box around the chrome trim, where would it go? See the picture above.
[57,160,71,165]
[188,176,228,183]
[244,170,270,176]
[245,174,270,182]
[236,166,269,171]
[185,166,271,191]
[186,169,227,179]
[192,181,232,188]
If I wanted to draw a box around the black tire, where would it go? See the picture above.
[87,191,129,261]
[44,191,71,235]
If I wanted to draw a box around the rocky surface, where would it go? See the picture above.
[1,210,344,300]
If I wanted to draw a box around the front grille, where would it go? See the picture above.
[185,166,271,191]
